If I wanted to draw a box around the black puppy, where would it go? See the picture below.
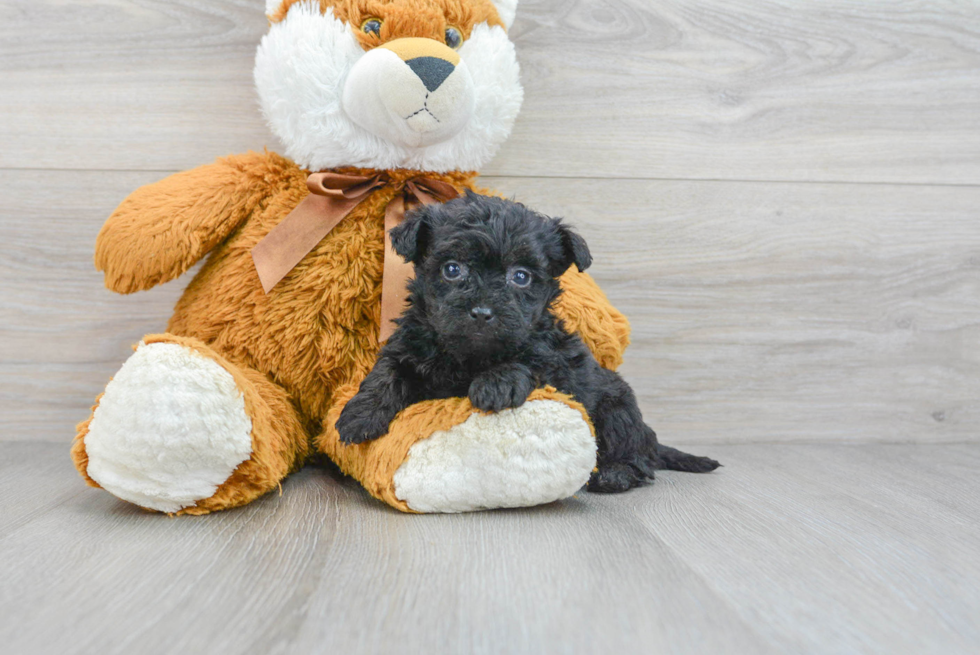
[336,192,719,492]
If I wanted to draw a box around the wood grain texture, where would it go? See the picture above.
[1,442,977,654]
[1,0,979,183]
[628,444,980,654]
[3,170,977,443]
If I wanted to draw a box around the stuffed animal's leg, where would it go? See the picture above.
[318,384,598,513]
[72,334,309,515]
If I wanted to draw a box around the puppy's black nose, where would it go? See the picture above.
[470,307,494,322]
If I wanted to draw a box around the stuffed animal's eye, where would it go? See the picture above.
[509,267,532,288]
[445,26,462,49]
[442,261,465,281]
[362,18,382,37]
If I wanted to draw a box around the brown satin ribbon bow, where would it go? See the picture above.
[250,171,459,342]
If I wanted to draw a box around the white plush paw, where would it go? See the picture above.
[84,342,253,513]
[392,399,597,513]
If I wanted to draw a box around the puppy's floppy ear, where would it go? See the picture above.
[548,220,592,276]
[390,205,434,265]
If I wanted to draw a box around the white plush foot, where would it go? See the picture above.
[84,342,253,513]
[392,399,597,513]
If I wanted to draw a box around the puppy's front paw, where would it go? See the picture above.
[468,364,535,413]
[336,398,392,445]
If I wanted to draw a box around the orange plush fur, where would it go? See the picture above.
[73,152,629,513]
[269,0,506,43]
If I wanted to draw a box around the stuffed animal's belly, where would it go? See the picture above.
[169,200,387,421]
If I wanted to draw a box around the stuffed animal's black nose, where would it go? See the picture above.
[470,307,494,322]
[405,56,455,92]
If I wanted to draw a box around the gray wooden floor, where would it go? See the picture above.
[1,442,978,654]
[2,1,980,653]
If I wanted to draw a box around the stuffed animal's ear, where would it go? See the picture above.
[549,221,592,277]
[491,0,518,30]
[390,206,434,266]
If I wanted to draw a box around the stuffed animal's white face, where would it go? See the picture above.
[255,0,522,173]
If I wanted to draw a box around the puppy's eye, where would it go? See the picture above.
[509,267,532,288]
[445,26,462,49]
[361,18,383,37]
[442,261,465,281]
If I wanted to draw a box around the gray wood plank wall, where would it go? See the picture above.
[1,0,978,444]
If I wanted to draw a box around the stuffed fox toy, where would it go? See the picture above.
[71,0,632,514]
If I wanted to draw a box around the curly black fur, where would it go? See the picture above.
[336,192,720,492]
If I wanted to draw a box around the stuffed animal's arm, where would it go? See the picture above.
[554,269,631,370]
[95,152,283,293]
